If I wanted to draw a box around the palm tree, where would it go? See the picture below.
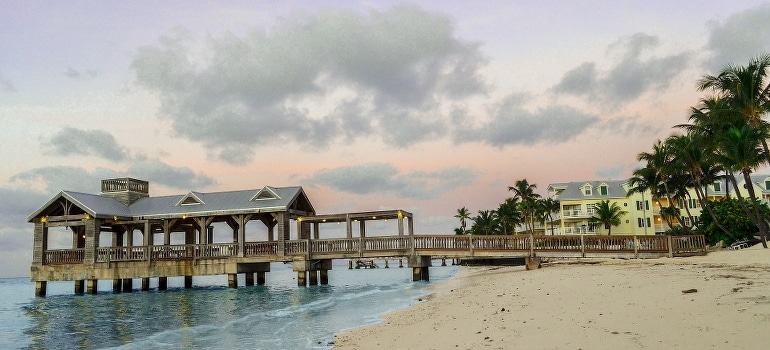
[536,198,561,235]
[715,125,769,247]
[496,198,521,235]
[470,210,500,235]
[508,179,541,233]
[589,200,628,236]
[698,54,770,164]
[454,207,471,234]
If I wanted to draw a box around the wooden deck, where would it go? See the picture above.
[40,234,706,266]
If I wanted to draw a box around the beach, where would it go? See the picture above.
[334,245,770,349]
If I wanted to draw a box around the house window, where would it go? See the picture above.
[713,182,721,192]
[647,218,651,228]
[683,216,691,226]
[599,185,608,196]
[584,186,592,196]
[688,198,698,209]
[637,218,645,227]
[635,201,650,210]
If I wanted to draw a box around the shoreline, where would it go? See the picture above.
[333,246,770,349]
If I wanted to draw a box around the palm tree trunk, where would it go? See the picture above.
[741,170,769,248]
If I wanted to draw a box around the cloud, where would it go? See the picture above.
[594,164,626,180]
[9,161,215,194]
[10,166,118,193]
[600,115,660,137]
[553,33,692,105]
[43,127,130,161]
[127,158,216,190]
[0,75,15,92]
[303,162,477,200]
[131,5,487,162]
[459,94,599,147]
[64,68,98,80]
[704,3,770,71]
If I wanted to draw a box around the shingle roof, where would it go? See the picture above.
[551,180,628,200]
[28,186,313,222]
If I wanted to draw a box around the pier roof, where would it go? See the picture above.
[27,185,314,222]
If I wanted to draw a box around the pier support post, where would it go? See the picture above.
[113,279,122,293]
[75,280,84,295]
[35,281,47,297]
[320,269,329,285]
[348,260,353,269]
[441,258,447,266]
[399,259,403,268]
[141,278,150,291]
[122,279,132,292]
[228,274,238,288]
[158,277,168,291]
[245,273,255,286]
[525,256,542,270]
[384,259,389,268]
[87,279,98,294]
[184,276,193,288]
[408,255,431,281]
[257,272,266,285]
[297,271,307,286]
[309,270,318,285]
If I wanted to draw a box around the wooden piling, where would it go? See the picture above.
[256,271,266,285]
[122,278,132,292]
[297,271,307,286]
[184,276,193,288]
[35,281,47,297]
[141,278,150,291]
[309,270,318,285]
[245,273,255,286]
[320,269,329,285]
[228,274,238,288]
[87,279,98,294]
[113,279,122,293]
[158,277,168,290]
[74,280,84,295]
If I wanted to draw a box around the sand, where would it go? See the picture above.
[333,245,770,349]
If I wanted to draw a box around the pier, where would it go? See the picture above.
[28,178,707,296]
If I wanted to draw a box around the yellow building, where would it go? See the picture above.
[544,178,736,235]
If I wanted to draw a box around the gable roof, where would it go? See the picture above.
[550,180,628,200]
[28,186,315,222]
[27,191,133,222]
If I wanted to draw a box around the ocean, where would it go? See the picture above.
[0,260,458,349]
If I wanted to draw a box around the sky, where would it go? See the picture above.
[1,0,770,277]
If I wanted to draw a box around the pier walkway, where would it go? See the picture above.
[27,177,707,296]
[33,233,706,296]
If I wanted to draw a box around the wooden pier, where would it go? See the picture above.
[27,178,708,296]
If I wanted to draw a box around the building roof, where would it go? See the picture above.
[551,180,628,200]
[28,185,314,222]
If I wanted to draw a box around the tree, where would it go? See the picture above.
[536,198,560,235]
[508,179,541,233]
[470,210,500,235]
[715,125,769,247]
[454,207,471,234]
[589,200,628,236]
[697,198,765,245]
[496,198,521,235]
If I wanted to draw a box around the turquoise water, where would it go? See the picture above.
[0,261,458,349]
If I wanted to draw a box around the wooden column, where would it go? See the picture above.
[83,219,100,265]
[113,279,122,293]
[297,271,307,286]
[309,270,318,285]
[158,277,168,290]
[256,272,266,285]
[33,221,48,266]
[123,279,132,292]
[35,281,47,297]
[141,278,150,291]
[320,270,329,285]
[184,276,193,288]
[228,274,238,288]
[75,280,85,295]
[245,273,255,286]
[87,279,98,294]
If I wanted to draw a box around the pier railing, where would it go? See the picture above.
[43,234,707,265]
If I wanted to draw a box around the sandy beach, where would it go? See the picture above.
[334,245,770,349]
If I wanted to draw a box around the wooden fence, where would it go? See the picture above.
[42,234,708,264]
